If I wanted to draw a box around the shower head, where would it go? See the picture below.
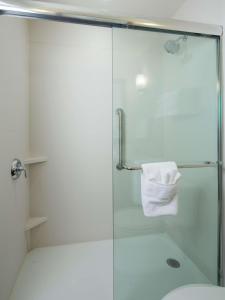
[164,36,187,54]
[164,40,180,54]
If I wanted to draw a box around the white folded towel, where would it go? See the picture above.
[141,162,181,217]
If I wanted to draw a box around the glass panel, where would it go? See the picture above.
[113,28,219,300]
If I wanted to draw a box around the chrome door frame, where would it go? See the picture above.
[0,0,223,36]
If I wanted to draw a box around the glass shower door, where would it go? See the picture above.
[113,28,220,300]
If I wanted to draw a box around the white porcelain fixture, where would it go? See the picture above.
[162,285,225,300]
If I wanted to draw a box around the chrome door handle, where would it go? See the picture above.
[11,158,27,180]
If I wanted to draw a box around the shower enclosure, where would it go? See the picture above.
[0,2,223,300]
[113,28,222,300]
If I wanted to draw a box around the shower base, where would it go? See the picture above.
[10,234,210,300]
[115,234,210,300]
[10,240,113,300]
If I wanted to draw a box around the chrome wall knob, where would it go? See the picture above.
[11,159,27,180]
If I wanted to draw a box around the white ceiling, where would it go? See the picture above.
[31,0,187,19]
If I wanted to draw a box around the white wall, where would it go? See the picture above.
[31,0,186,19]
[174,0,222,24]
[0,17,30,300]
[29,20,113,248]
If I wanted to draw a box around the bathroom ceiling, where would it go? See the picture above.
[30,0,187,18]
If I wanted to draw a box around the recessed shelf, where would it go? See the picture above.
[24,156,48,165]
[25,217,47,231]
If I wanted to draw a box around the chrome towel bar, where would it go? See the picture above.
[119,162,218,171]
[116,108,219,171]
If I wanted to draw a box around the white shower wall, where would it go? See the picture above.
[0,17,30,300]
[0,17,114,298]
[29,20,113,248]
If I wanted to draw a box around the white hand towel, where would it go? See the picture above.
[141,162,181,217]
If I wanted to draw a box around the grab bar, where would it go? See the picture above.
[116,108,124,170]
[116,108,219,171]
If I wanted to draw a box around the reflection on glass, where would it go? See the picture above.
[136,74,148,90]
